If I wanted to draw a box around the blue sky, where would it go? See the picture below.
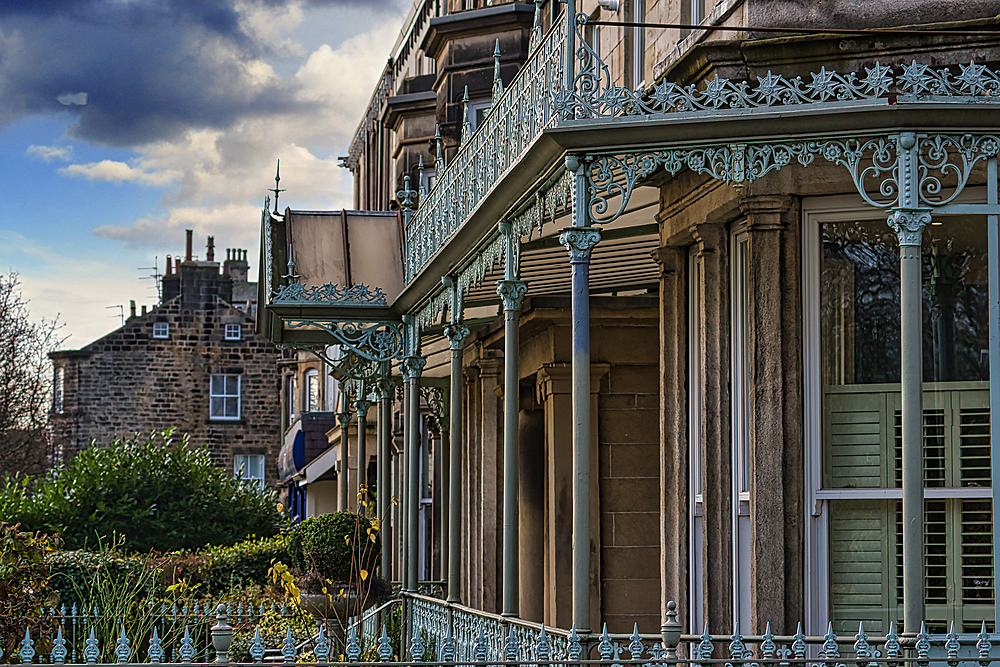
[0,0,410,346]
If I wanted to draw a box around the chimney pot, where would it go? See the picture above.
[166,256,173,275]
[141,305,147,315]
[207,236,215,262]
[129,300,136,318]
[185,229,193,262]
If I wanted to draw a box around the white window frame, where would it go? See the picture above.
[153,322,169,339]
[286,375,297,425]
[730,223,752,630]
[210,373,241,421]
[468,99,492,135]
[688,246,706,633]
[630,0,646,90]
[225,323,241,340]
[422,168,437,195]
[234,454,265,490]
[802,190,997,634]
[306,369,320,412]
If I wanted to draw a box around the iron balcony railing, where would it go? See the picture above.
[403,9,567,285]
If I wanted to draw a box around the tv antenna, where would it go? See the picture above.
[138,255,162,303]
[106,304,124,327]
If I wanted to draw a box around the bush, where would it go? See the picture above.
[202,533,290,594]
[0,523,61,658]
[2,430,284,553]
[47,546,156,609]
[288,512,380,583]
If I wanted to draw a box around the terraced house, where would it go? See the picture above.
[257,0,1000,651]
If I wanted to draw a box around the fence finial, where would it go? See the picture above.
[116,624,131,663]
[536,626,552,662]
[978,622,992,667]
[249,627,265,664]
[51,625,68,665]
[179,626,195,664]
[148,626,165,664]
[492,40,504,104]
[84,627,100,664]
[212,603,232,665]
[347,627,362,662]
[377,625,393,662]
[281,627,296,663]
[315,625,330,664]
[461,87,472,145]
[20,627,35,665]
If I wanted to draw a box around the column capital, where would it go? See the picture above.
[650,245,685,275]
[496,280,528,312]
[401,355,426,382]
[888,208,932,247]
[444,323,471,350]
[353,398,372,415]
[559,226,601,264]
[375,377,395,401]
[739,195,795,231]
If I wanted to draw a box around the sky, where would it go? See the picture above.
[0,0,411,348]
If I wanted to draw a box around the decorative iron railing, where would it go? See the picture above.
[403,10,567,284]
[9,598,1000,666]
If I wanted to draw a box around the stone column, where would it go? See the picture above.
[887,132,929,632]
[444,322,469,603]
[497,272,528,618]
[739,194,802,633]
[560,155,601,632]
[651,245,688,633]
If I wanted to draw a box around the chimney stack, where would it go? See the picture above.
[129,300,136,319]
[207,236,215,262]
[166,256,173,275]
[185,229,193,262]
[141,305,147,315]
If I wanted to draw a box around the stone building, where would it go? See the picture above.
[259,0,1000,650]
[50,232,282,487]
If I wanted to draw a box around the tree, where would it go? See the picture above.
[0,272,65,476]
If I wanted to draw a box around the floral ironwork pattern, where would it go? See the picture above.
[271,282,388,306]
[283,320,404,364]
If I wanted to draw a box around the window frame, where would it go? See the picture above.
[53,367,65,414]
[233,454,265,490]
[225,323,241,340]
[209,373,241,421]
[152,322,169,339]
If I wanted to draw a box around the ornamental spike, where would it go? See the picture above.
[441,624,456,662]
[821,622,840,659]
[116,624,131,663]
[410,629,426,662]
[946,622,961,666]
[418,155,426,198]
[567,626,582,662]
[249,627,265,663]
[760,623,776,660]
[916,622,931,659]
[729,622,748,661]
[884,622,901,666]
[461,86,471,145]
[854,622,871,660]
[598,624,613,660]
[791,623,806,660]
[504,625,518,662]
[179,626,195,663]
[314,625,329,664]
[697,624,714,660]
[51,625,68,665]
[281,626,296,663]
[536,626,552,662]
[473,631,487,662]
[377,625,393,662]
[148,626,164,664]
[492,39,503,104]
[435,124,444,173]
[84,627,99,665]
[20,626,35,665]
[628,623,644,660]
[346,626,362,662]
[977,621,992,667]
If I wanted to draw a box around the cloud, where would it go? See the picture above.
[26,144,72,162]
[60,160,180,186]
[56,91,87,105]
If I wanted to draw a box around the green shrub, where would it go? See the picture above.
[47,546,156,609]
[2,430,284,553]
[0,523,61,658]
[202,533,290,594]
[288,512,380,583]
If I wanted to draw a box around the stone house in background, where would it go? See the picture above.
[49,231,282,487]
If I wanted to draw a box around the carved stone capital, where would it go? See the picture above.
[558,226,601,264]
[887,208,932,247]
[444,324,471,350]
[400,355,426,382]
[650,245,684,276]
[353,398,372,416]
[496,279,528,311]
[740,195,794,232]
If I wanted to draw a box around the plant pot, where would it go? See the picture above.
[300,586,378,622]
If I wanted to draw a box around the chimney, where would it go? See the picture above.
[129,300,136,319]
[207,236,215,262]
[141,305,147,315]
[166,256,173,275]
[185,229,193,262]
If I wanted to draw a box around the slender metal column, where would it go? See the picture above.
[377,373,393,579]
[497,221,528,618]
[987,157,1000,633]
[887,131,930,633]
[559,155,601,632]
[401,379,410,586]
[338,381,351,512]
[404,355,425,593]
[443,277,469,604]
[355,385,372,502]
[563,0,576,95]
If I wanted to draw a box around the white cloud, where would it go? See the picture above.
[26,144,72,162]
[60,160,180,186]
[57,92,88,106]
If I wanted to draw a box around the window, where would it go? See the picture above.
[210,374,241,420]
[53,367,64,414]
[628,0,646,90]
[306,369,320,412]
[468,99,492,134]
[153,322,169,338]
[286,375,297,425]
[421,169,436,195]
[688,247,705,633]
[225,323,241,340]
[692,0,710,23]
[805,204,994,634]
[234,454,264,490]
[730,225,751,630]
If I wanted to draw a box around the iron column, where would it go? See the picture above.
[887,132,929,632]
[402,351,426,593]
[338,381,351,512]
[559,154,600,632]
[377,373,393,580]
[497,221,528,617]
[355,386,372,505]
[443,277,469,604]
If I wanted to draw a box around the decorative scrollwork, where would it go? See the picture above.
[284,320,404,364]
[272,282,387,306]
[918,134,1000,206]
[899,60,1000,98]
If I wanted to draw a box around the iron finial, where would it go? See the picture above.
[435,124,444,173]
[268,160,286,214]
[492,39,503,103]
[461,86,471,144]
[418,155,426,197]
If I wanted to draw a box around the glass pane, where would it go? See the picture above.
[226,375,239,395]
[210,397,223,417]
[211,375,224,395]
[249,456,263,479]
[225,397,238,417]
[234,455,246,475]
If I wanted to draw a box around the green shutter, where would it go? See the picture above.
[829,500,893,635]
[824,389,889,489]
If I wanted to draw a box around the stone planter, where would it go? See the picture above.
[300,587,378,622]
